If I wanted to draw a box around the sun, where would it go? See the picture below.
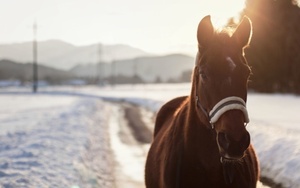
[206,0,246,29]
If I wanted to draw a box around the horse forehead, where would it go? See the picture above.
[209,54,237,73]
[197,42,241,72]
[226,57,236,72]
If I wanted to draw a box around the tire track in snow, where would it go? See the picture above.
[109,102,153,188]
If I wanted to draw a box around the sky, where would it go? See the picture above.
[0,0,246,55]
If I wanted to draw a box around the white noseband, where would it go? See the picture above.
[209,96,249,124]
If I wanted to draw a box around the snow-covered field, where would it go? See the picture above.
[1,83,300,188]
[0,94,115,187]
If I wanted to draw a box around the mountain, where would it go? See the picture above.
[0,40,150,70]
[70,54,195,83]
[0,59,75,84]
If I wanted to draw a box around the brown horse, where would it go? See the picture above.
[145,15,259,188]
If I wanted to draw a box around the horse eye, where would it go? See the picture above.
[199,71,207,80]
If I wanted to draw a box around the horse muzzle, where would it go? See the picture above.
[209,96,250,161]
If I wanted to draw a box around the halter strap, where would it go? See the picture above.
[196,96,249,129]
[196,96,209,118]
[196,96,213,129]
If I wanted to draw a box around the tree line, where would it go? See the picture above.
[240,0,300,94]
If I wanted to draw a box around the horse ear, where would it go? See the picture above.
[197,15,214,49]
[232,16,252,49]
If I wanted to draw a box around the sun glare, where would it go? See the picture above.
[207,0,246,29]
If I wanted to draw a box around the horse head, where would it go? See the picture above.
[194,15,252,161]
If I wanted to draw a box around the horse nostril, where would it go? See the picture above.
[218,131,250,157]
[240,132,250,150]
[218,132,230,150]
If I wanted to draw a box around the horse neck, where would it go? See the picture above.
[185,98,214,141]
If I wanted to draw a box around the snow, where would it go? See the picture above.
[0,95,77,134]
[0,94,114,187]
[247,94,300,188]
[1,84,300,187]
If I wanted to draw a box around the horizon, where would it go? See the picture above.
[0,0,247,56]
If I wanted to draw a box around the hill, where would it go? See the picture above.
[0,59,75,84]
[0,40,150,70]
[71,54,195,83]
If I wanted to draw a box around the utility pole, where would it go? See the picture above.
[111,60,115,87]
[32,20,38,93]
[133,58,137,86]
[97,44,102,84]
